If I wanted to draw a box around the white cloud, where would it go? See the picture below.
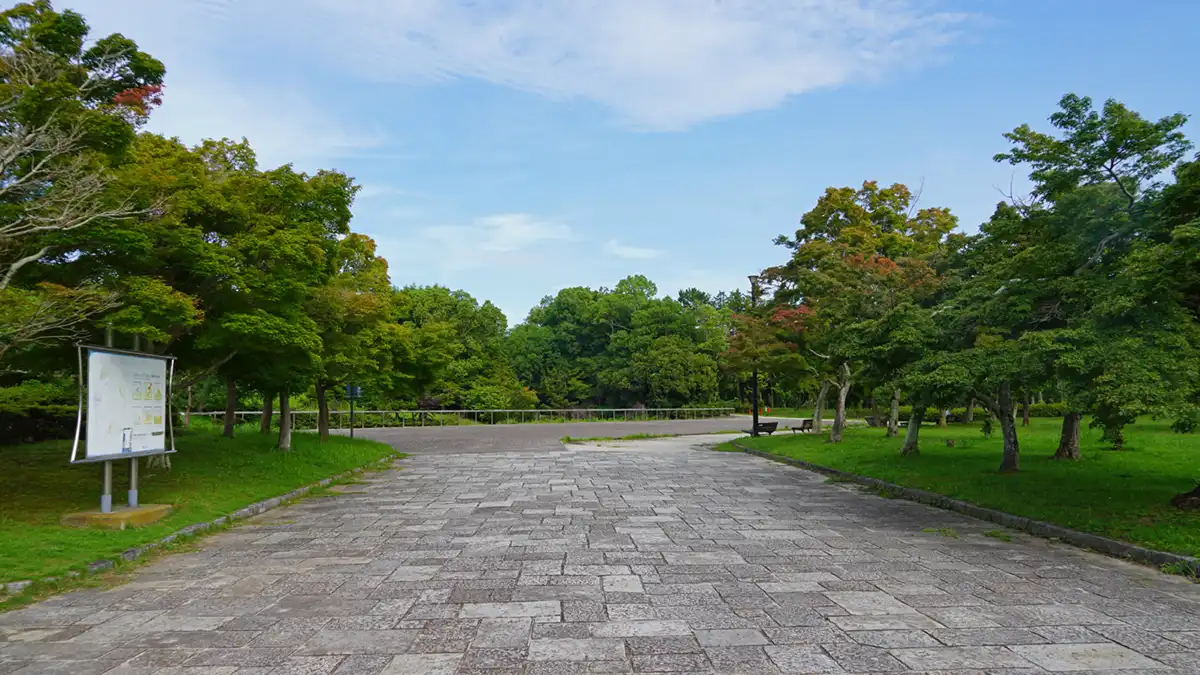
[145,72,383,168]
[284,0,970,129]
[64,0,385,168]
[357,184,404,199]
[604,239,661,260]
[384,213,573,272]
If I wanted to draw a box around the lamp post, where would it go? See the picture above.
[748,274,761,437]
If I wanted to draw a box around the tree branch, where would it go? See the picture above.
[0,246,47,291]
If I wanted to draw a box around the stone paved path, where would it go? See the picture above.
[3,436,1200,674]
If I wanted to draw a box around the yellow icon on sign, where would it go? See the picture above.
[145,382,153,400]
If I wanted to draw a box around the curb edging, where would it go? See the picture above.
[2,452,404,598]
[730,442,1200,576]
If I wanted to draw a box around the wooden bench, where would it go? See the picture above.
[789,419,814,433]
[744,421,779,436]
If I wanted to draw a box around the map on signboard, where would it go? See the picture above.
[85,350,168,459]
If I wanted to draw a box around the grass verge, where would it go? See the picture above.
[0,422,398,586]
[727,418,1200,558]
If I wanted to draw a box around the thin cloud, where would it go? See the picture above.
[604,239,661,260]
[293,0,972,129]
[395,213,573,272]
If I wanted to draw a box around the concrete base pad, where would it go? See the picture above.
[61,504,172,530]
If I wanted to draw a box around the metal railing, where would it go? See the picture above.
[188,407,735,431]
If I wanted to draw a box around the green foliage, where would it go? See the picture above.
[507,276,733,408]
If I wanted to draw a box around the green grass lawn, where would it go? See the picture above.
[731,418,1200,558]
[0,423,397,584]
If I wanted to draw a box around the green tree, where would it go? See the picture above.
[770,181,956,442]
[0,1,164,366]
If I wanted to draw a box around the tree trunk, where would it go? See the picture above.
[868,395,877,418]
[1053,412,1082,460]
[259,392,274,434]
[900,402,927,456]
[184,385,193,429]
[222,376,236,438]
[938,408,948,428]
[813,381,831,434]
[277,389,293,451]
[997,383,1020,472]
[828,363,851,443]
[316,381,330,441]
[1021,389,1031,426]
[965,398,974,423]
[886,388,900,437]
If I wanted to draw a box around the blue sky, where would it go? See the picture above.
[69,0,1200,325]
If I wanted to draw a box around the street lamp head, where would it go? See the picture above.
[747,274,760,288]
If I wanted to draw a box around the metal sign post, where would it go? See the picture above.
[346,384,362,439]
[73,343,177,514]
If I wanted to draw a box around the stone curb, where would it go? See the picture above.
[730,442,1200,576]
[2,453,403,597]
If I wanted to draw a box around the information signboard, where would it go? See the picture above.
[72,346,176,463]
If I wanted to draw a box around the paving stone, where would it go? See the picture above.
[331,655,392,674]
[764,645,842,673]
[378,653,461,675]
[891,646,1036,670]
[603,576,644,594]
[459,601,560,618]
[528,638,626,661]
[297,630,418,655]
[704,646,779,674]
[624,637,702,655]
[181,648,297,667]
[591,621,691,638]
[1031,626,1104,644]
[1010,643,1167,671]
[472,618,531,648]
[460,647,528,669]
[563,601,606,623]
[263,656,345,674]
[821,642,907,671]
[823,591,918,616]
[694,628,767,647]
[1087,624,1189,653]
[5,432,1199,674]
[928,627,1050,646]
[630,652,710,672]
[846,629,938,648]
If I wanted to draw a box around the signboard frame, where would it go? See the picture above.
[71,344,178,465]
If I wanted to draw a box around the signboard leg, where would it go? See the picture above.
[101,461,113,513]
[129,458,138,508]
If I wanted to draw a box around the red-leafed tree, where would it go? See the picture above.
[768,181,958,442]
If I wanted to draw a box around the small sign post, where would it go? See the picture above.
[346,384,363,438]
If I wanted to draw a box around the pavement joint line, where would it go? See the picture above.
[730,441,1200,578]
[1,452,404,598]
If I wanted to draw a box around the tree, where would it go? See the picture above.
[0,1,163,365]
[988,94,1197,456]
[769,181,956,442]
